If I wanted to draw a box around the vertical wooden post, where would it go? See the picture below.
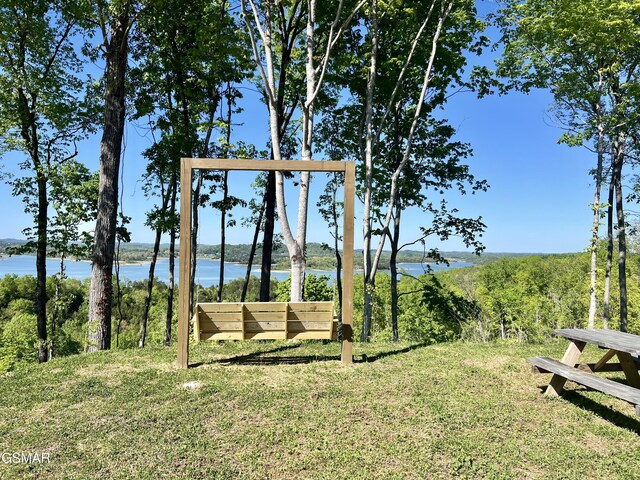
[617,351,640,388]
[545,340,585,396]
[341,162,355,364]
[176,158,355,365]
[177,158,192,368]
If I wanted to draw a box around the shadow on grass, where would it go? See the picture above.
[190,343,312,367]
[222,354,341,365]
[192,341,431,366]
[355,342,429,364]
[558,388,640,434]
[217,343,341,365]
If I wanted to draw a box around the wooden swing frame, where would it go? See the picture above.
[176,158,355,367]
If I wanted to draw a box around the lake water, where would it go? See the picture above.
[0,255,473,286]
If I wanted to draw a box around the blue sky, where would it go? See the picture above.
[0,2,599,255]
[439,87,595,253]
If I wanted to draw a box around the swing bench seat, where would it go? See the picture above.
[193,301,337,341]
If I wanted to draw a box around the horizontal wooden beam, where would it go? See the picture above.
[183,158,349,172]
[555,328,640,357]
[531,362,631,374]
[528,356,640,411]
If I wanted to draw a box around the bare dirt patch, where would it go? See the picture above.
[180,380,205,391]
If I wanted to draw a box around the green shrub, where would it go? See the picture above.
[275,274,333,302]
[0,312,38,371]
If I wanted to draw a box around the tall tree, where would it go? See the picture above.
[136,146,173,347]
[87,0,139,352]
[320,0,485,340]
[376,120,486,341]
[242,0,363,301]
[603,171,615,327]
[496,0,640,331]
[317,172,345,324]
[213,88,248,303]
[241,184,266,302]
[48,162,98,357]
[243,1,305,302]
[0,0,93,361]
[131,0,249,346]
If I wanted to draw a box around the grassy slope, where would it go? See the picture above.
[1,341,640,480]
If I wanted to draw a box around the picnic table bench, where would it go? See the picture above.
[528,328,640,416]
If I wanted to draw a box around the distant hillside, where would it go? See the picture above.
[0,238,551,269]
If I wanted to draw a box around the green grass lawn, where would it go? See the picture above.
[1,340,639,479]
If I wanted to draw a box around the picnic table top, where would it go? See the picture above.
[554,328,640,357]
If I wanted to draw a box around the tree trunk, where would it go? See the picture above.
[587,113,604,329]
[258,174,276,302]
[218,91,234,303]
[362,282,375,342]
[274,167,306,302]
[88,8,130,352]
[249,3,298,303]
[217,171,229,303]
[189,172,203,318]
[242,198,265,302]
[388,108,403,342]
[51,256,65,359]
[283,0,320,302]
[35,170,49,362]
[291,254,306,301]
[18,87,49,362]
[166,172,178,346]
[189,91,219,314]
[389,198,401,342]
[139,180,172,348]
[113,239,127,349]
[603,169,614,329]
[613,133,627,332]
[330,176,343,331]
[334,236,343,331]
[361,0,379,342]
[291,168,310,302]
[138,207,166,348]
[389,252,399,341]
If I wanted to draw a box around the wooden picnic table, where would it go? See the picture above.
[528,328,640,416]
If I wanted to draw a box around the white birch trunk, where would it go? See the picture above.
[587,107,604,329]
[603,170,614,329]
[243,0,360,302]
[288,0,318,302]
[368,1,453,278]
[361,0,379,341]
[360,0,446,340]
[243,1,298,295]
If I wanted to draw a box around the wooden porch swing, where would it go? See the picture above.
[176,158,355,367]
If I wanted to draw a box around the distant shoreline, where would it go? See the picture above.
[0,239,502,267]
[0,254,470,271]
[0,255,146,267]
[0,254,337,272]
[0,254,478,287]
